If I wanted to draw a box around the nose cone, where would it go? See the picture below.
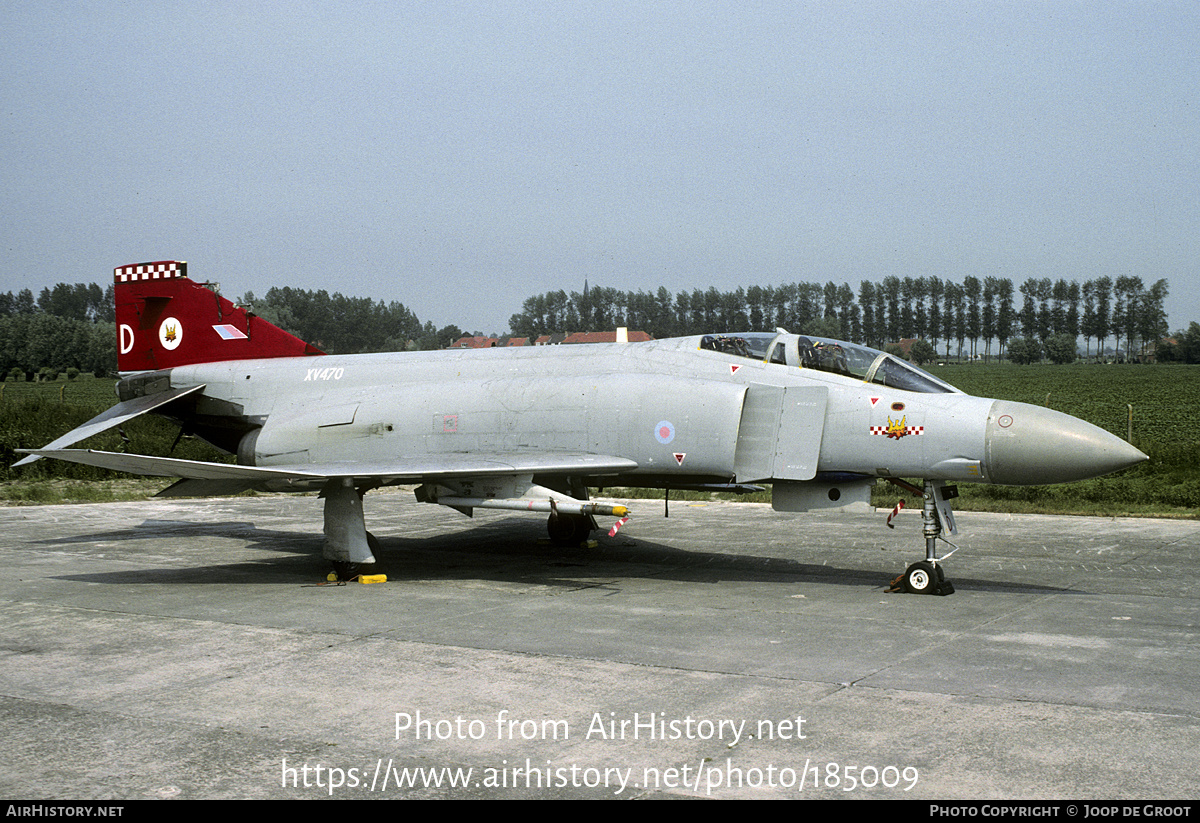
[985,400,1148,485]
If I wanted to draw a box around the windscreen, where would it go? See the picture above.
[801,337,959,393]
[698,332,960,394]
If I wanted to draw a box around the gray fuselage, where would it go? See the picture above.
[160,333,1139,489]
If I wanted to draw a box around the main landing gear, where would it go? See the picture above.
[889,479,958,596]
[546,512,594,547]
[321,479,380,581]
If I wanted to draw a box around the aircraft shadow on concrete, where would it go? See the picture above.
[34,519,267,544]
[40,514,1075,595]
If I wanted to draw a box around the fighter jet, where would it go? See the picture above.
[17,261,1148,594]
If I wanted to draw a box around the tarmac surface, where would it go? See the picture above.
[1,491,1197,800]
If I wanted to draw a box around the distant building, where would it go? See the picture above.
[534,330,652,345]
[561,330,653,344]
[449,335,532,349]
[449,335,497,349]
[454,331,652,348]
[1139,336,1177,364]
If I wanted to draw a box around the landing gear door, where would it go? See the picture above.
[735,385,827,482]
[932,480,959,536]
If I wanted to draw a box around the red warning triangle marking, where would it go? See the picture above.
[730,364,741,374]
[870,397,880,406]
[673,453,686,465]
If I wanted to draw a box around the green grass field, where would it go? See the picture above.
[0,375,228,491]
[919,362,1197,516]
[608,363,1199,517]
[926,362,1190,447]
[0,374,118,407]
[2,366,1197,515]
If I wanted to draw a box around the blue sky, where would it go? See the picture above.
[2,2,1196,336]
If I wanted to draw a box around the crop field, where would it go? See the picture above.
[0,374,118,408]
[1,366,1197,515]
[0,376,227,492]
[926,362,1192,448]
[914,362,1197,516]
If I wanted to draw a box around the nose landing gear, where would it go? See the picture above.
[888,479,958,596]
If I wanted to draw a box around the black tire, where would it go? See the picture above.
[547,514,591,546]
[904,561,938,594]
[331,561,361,581]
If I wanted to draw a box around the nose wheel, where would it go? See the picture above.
[901,560,951,595]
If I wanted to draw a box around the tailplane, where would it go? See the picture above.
[115,261,323,372]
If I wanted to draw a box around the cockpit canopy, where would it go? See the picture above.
[698,332,959,394]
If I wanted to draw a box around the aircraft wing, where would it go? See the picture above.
[11,385,206,468]
[17,448,639,491]
[16,449,326,480]
[299,452,640,480]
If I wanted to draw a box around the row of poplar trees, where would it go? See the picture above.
[0,274,1176,376]
[509,275,1170,361]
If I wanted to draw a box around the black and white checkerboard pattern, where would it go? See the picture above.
[114,260,187,282]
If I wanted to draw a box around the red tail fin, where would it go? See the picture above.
[115,261,324,372]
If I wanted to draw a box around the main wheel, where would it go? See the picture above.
[331,561,362,581]
[903,561,938,594]
[547,514,591,546]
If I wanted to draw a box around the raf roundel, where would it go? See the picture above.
[654,420,676,445]
[158,317,183,351]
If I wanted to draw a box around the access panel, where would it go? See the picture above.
[734,385,827,482]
